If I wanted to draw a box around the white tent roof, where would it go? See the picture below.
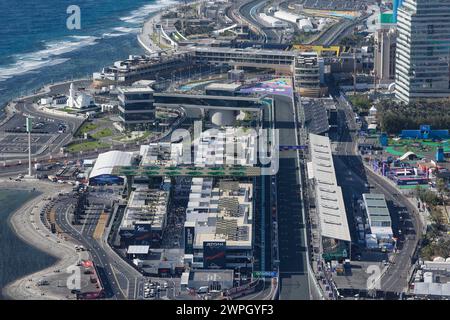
[89,150,133,179]
[399,151,417,161]
[309,134,351,242]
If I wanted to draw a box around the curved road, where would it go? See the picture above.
[239,0,281,43]
[333,90,421,294]
[55,195,144,300]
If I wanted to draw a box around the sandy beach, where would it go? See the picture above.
[1,179,82,300]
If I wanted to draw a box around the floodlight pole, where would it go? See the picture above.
[26,117,32,177]
[28,130,31,176]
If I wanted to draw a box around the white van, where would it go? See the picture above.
[197,286,209,294]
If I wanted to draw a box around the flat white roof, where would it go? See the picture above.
[191,46,295,57]
[83,159,96,166]
[309,133,351,242]
[127,245,150,254]
[363,193,391,224]
[370,226,393,237]
[118,86,154,93]
[205,82,242,91]
[363,193,393,238]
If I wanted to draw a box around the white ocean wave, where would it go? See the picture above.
[119,0,179,25]
[113,26,141,34]
[0,36,98,82]
[0,58,70,82]
[102,26,141,39]
[102,32,127,38]
[0,0,179,83]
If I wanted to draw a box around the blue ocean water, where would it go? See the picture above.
[0,189,53,299]
[0,0,179,108]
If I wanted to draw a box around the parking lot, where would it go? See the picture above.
[142,279,171,299]
[0,133,54,155]
[0,113,66,156]
[1,113,65,134]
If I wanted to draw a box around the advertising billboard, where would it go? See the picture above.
[203,241,226,269]
[134,223,153,244]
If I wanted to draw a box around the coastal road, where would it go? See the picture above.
[1,81,86,163]
[55,195,144,300]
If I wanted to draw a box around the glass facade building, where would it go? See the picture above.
[118,87,155,130]
[395,0,450,103]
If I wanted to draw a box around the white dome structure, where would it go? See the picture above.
[210,110,235,126]
[369,105,377,116]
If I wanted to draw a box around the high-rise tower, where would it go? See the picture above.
[395,0,450,103]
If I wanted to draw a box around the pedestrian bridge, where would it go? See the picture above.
[112,165,261,177]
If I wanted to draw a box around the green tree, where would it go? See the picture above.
[436,178,448,203]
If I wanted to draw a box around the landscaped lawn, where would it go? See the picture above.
[78,122,99,135]
[91,128,113,139]
[67,141,109,153]
[118,131,152,142]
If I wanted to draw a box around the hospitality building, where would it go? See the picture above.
[294,52,326,97]
[119,183,170,247]
[184,178,254,274]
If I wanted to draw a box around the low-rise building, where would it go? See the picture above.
[184,178,253,273]
[119,184,170,246]
[413,260,450,298]
[93,53,193,84]
[362,193,394,249]
[259,13,289,28]
[88,150,134,185]
[67,83,96,109]
[192,128,257,167]
[181,269,234,292]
